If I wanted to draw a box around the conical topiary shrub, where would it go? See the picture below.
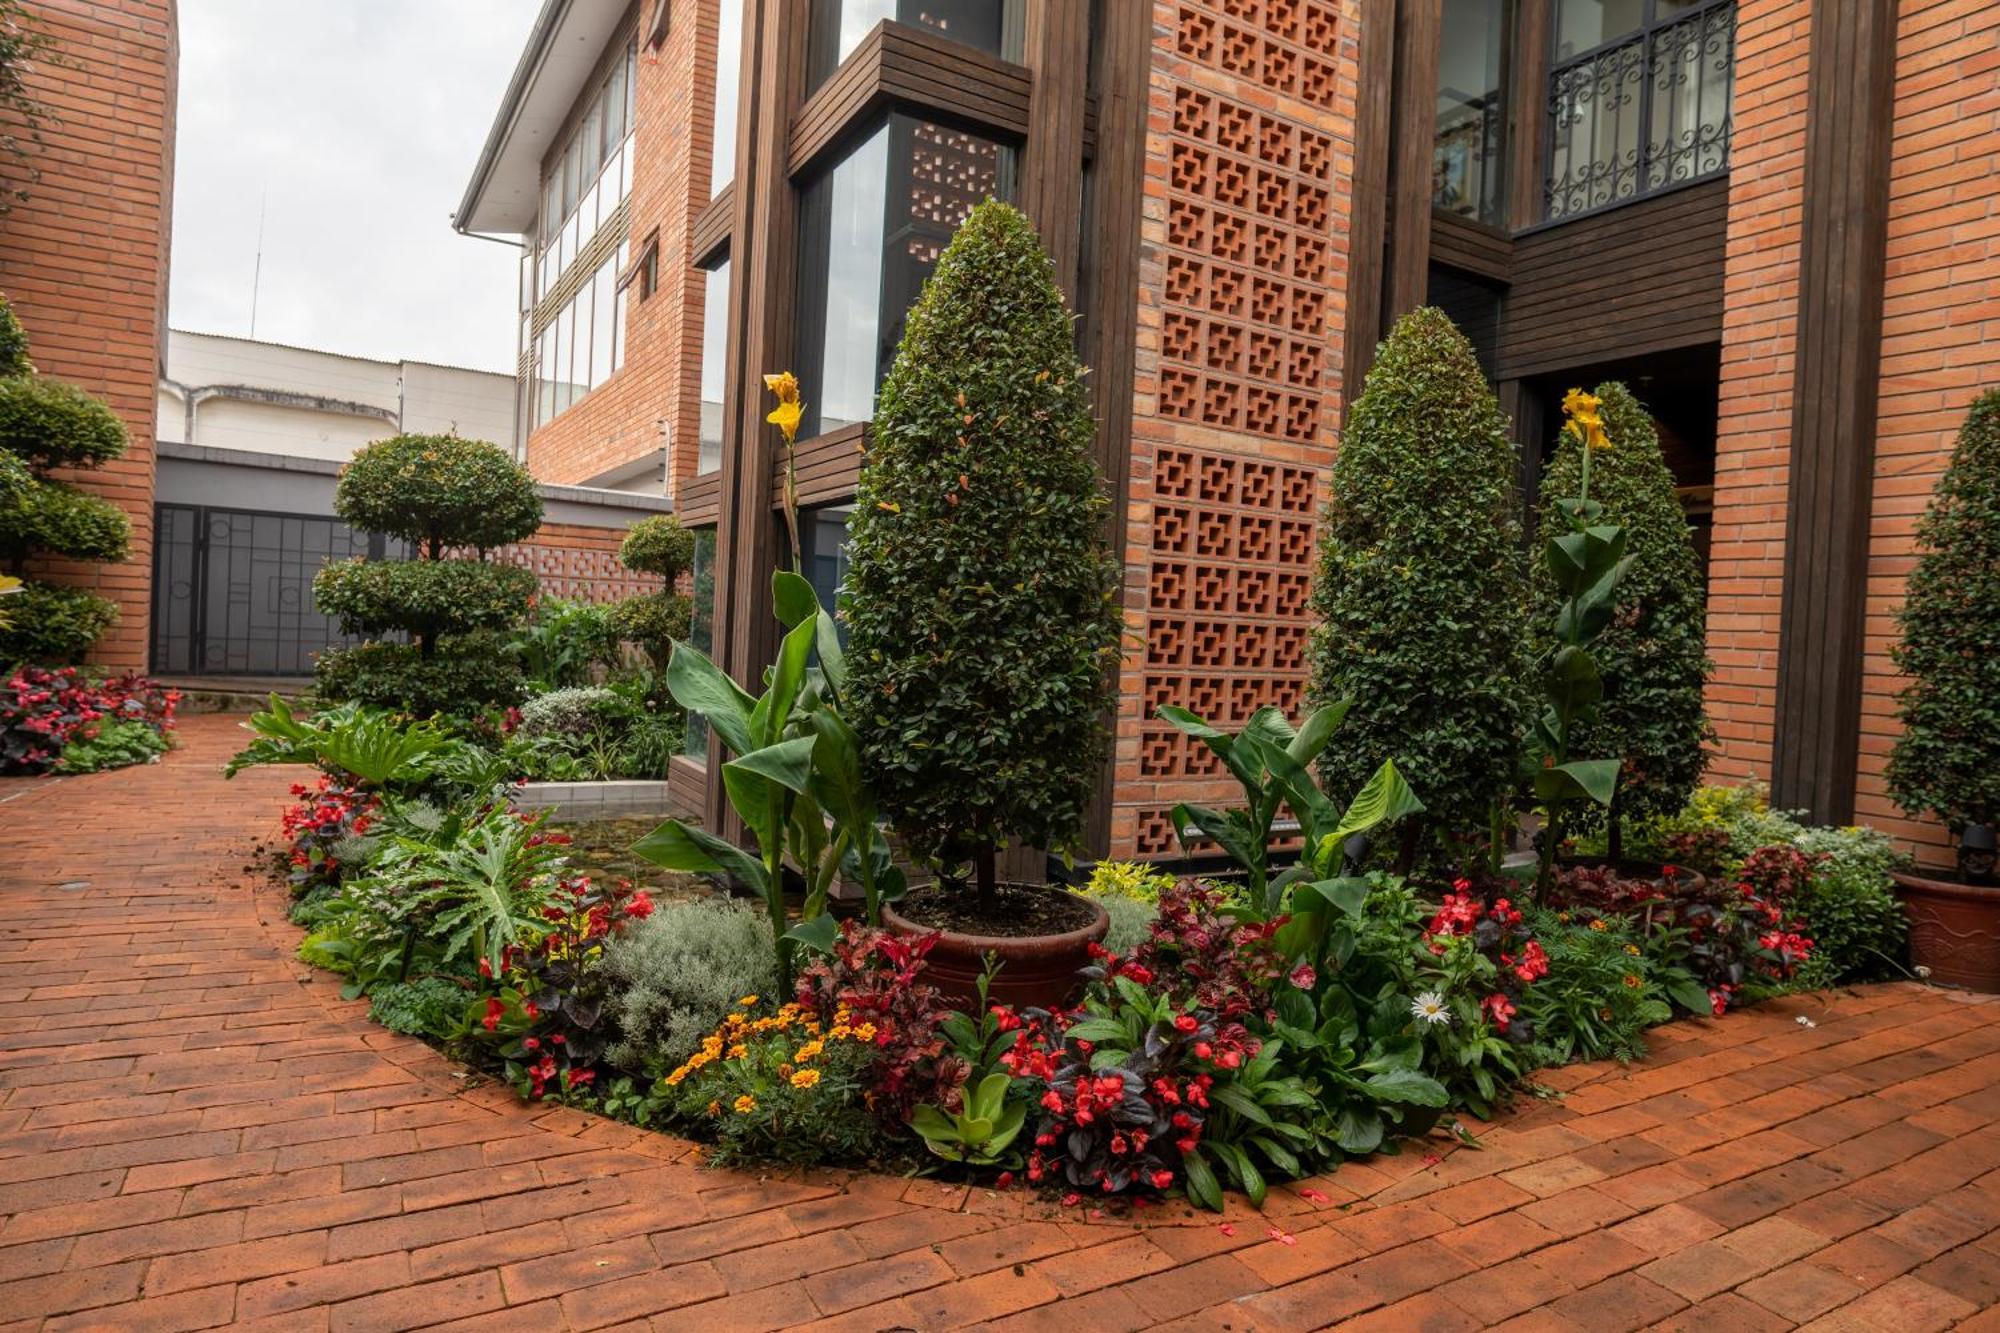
[313,433,541,715]
[0,297,132,664]
[1887,388,2000,847]
[608,514,695,671]
[842,199,1122,896]
[1308,306,1531,857]
[1532,382,1711,857]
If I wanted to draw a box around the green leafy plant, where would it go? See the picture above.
[368,806,568,979]
[1515,906,1671,1064]
[1532,383,1711,858]
[505,596,621,689]
[312,637,525,717]
[1887,388,2000,855]
[1308,306,1530,865]
[0,580,115,664]
[913,962,1028,1167]
[609,515,694,672]
[51,717,167,772]
[1159,701,1423,920]
[842,199,1122,897]
[366,977,472,1039]
[601,899,779,1072]
[314,558,537,643]
[1527,388,1634,897]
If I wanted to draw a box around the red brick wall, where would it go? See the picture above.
[523,0,711,495]
[490,519,664,603]
[1854,0,2000,866]
[0,0,176,671]
[1702,0,1809,789]
[1109,0,1357,858]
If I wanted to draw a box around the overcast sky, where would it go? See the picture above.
[169,0,543,373]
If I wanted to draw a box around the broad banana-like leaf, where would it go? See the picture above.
[729,734,819,793]
[750,615,819,744]
[1158,704,1266,796]
[1322,758,1424,850]
[633,819,768,892]
[666,641,757,758]
[1531,758,1621,806]
[784,913,839,954]
[1295,876,1371,920]
[1171,801,1261,874]
[772,568,820,628]
[1287,699,1352,765]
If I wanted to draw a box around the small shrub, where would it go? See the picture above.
[517,686,620,741]
[0,375,127,470]
[0,580,117,665]
[1084,860,1177,904]
[368,977,470,1038]
[1789,825,1906,985]
[334,433,542,555]
[1,666,176,773]
[1887,388,2000,836]
[795,922,960,1127]
[0,477,131,564]
[1098,894,1157,956]
[0,296,30,377]
[1309,307,1531,851]
[51,717,167,772]
[843,200,1122,890]
[313,558,537,641]
[506,597,621,690]
[618,515,695,577]
[608,516,693,671]
[1517,907,1670,1065]
[313,637,525,717]
[600,899,778,1072]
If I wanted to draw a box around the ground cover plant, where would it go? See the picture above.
[1,664,177,774]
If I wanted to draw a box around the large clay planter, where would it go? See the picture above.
[1892,869,2000,993]
[884,888,1109,1012]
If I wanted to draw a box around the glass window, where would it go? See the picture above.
[604,56,628,146]
[808,0,1023,90]
[698,257,731,474]
[683,528,718,762]
[1434,0,1510,225]
[711,0,743,196]
[536,323,556,426]
[801,506,853,635]
[795,114,1012,437]
[1555,0,1645,58]
[582,102,604,178]
[590,259,616,388]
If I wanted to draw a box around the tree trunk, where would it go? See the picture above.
[974,842,997,902]
[1607,788,1625,864]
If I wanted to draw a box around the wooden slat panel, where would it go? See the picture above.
[691,183,734,265]
[1385,0,1441,318]
[1429,211,1513,281]
[1771,0,1896,822]
[1343,0,1396,401]
[677,472,720,527]
[1494,181,1727,379]
[667,755,706,818]
[771,424,868,508]
[1018,0,1090,297]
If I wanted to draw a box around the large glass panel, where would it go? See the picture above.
[795,114,1009,437]
[1645,1,1734,191]
[808,0,1022,90]
[1555,0,1645,58]
[590,259,616,388]
[581,102,604,179]
[698,257,731,474]
[549,312,567,416]
[536,323,555,426]
[683,528,718,762]
[604,55,627,146]
[1434,0,1510,224]
[801,506,853,637]
[711,0,743,196]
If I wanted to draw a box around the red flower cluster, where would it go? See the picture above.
[1129,879,1289,1023]
[277,774,377,893]
[1,667,178,774]
[1423,876,1548,1036]
[795,922,960,1126]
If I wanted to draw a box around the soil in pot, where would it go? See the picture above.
[886,883,1107,1013]
[1891,868,2000,993]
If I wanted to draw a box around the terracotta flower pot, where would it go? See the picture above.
[883,888,1109,1012]
[1891,868,2000,993]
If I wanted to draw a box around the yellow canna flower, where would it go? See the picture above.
[767,396,803,444]
[732,1094,757,1114]
[790,1068,822,1089]
[1561,387,1600,417]
[762,371,799,404]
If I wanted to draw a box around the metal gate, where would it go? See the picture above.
[149,504,408,677]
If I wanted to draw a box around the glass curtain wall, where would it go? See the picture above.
[1434,0,1512,225]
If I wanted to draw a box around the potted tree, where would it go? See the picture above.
[843,200,1122,1009]
[1532,382,1712,881]
[1886,388,2000,991]
[1309,307,1532,872]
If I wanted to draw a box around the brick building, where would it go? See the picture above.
[0,0,177,673]
[459,0,1997,867]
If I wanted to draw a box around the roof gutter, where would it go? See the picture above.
[454,0,570,236]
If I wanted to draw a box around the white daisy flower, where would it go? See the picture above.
[1410,991,1451,1025]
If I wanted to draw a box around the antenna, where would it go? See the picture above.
[249,189,268,338]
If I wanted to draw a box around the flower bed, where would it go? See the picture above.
[1,666,178,775]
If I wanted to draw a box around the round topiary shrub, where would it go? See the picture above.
[608,515,694,671]
[1887,388,2000,840]
[1532,382,1711,856]
[1308,306,1532,855]
[312,558,537,641]
[312,636,525,716]
[0,447,29,506]
[0,580,117,665]
[0,478,131,565]
[842,199,1122,892]
[334,433,543,555]
[0,375,127,471]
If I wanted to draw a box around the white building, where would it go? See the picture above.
[155,329,516,461]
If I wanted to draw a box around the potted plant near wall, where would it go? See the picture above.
[1886,388,2000,991]
[843,200,1123,1010]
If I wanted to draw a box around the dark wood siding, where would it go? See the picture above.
[1430,212,1512,281]
[1494,178,1728,381]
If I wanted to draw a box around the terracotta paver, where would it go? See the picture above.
[2,714,1998,1330]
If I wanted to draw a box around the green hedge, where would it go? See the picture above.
[607,592,690,667]
[314,636,525,716]
[1308,306,1531,847]
[0,445,34,507]
[0,477,131,563]
[0,376,127,471]
[334,433,542,553]
[0,297,33,378]
[618,515,694,578]
[1888,387,2000,832]
[1531,382,1710,846]
[0,580,117,665]
[843,200,1122,877]
[313,557,537,640]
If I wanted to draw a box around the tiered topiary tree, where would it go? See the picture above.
[842,199,1123,898]
[1308,306,1532,860]
[0,296,134,664]
[314,433,542,715]
[1887,387,2000,864]
[607,514,694,671]
[1532,382,1711,859]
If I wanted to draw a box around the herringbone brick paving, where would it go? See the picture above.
[1,715,1997,1330]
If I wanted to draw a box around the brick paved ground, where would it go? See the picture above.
[3,715,1999,1331]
